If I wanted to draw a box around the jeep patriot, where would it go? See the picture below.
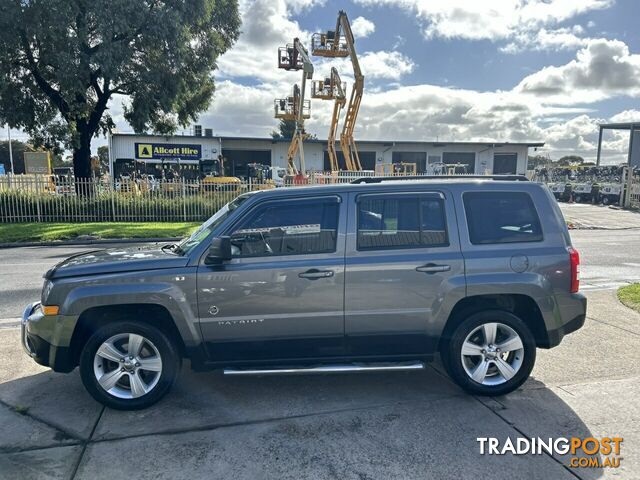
[21,176,586,409]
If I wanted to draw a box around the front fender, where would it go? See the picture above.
[61,282,202,347]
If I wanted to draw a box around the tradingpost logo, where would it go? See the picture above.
[137,144,153,158]
[477,436,623,469]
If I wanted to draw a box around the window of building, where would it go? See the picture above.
[493,153,518,174]
[230,198,339,257]
[392,152,427,172]
[442,152,476,173]
[357,195,448,250]
[463,192,543,244]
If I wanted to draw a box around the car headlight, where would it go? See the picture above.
[41,280,54,304]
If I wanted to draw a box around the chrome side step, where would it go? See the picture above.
[223,361,425,376]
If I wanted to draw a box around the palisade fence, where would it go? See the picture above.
[0,172,377,223]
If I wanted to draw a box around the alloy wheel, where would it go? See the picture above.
[460,322,525,386]
[93,333,163,399]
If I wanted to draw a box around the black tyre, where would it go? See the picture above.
[79,321,181,410]
[574,195,582,203]
[602,195,610,205]
[442,310,536,396]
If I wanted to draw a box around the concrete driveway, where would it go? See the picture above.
[0,286,638,480]
[560,202,640,230]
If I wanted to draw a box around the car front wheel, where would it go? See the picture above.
[443,310,536,396]
[79,321,181,410]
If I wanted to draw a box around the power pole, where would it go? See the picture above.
[7,126,14,174]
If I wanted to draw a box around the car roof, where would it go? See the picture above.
[248,177,541,200]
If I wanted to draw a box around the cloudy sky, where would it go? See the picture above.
[7,0,640,164]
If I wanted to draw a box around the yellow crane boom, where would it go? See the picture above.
[311,11,363,171]
[311,67,346,172]
[275,38,314,175]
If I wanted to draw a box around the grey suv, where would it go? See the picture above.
[21,176,586,409]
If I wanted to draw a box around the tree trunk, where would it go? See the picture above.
[72,127,93,195]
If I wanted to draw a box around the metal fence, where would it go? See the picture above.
[0,170,402,223]
[625,168,640,209]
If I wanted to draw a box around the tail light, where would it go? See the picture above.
[568,247,580,293]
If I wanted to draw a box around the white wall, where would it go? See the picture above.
[110,134,533,175]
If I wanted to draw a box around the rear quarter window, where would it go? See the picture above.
[463,191,543,245]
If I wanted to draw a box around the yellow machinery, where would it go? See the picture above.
[311,67,346,172]
[201,156,242,191]
[375,163,417,176]
[247,163,276,190]
[275,38,314,175]
[312,11,363,171]
[396,162,417,175]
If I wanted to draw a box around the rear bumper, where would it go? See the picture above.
[540,292,588,348]
[544,313,586,348]
[21,302,75,373]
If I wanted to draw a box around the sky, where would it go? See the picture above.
[4,0,640,164]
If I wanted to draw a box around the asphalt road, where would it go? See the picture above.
[2,208,640,319]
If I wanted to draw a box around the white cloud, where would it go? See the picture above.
[351,16,376,38]
[217,0,311,82]
[353,0,612,51]
[104,0,638,165]
[502,26,590,54]
[609,109,640,123]
[359,51,415,79]
[516,39,640,104]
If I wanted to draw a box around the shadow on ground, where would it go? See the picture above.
[0,360,604,480]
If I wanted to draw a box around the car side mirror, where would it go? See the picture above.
[205,236,232,264]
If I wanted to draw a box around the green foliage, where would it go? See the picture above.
[0,189,230,223]
[0,222,199,243]
[557,155,585,166]
[97,145,109,175]
[271,119,297,139]
[527,154,549,170]
[0,0,241,178]
[618,284,640,313]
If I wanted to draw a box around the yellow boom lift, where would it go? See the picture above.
[312,10,363,171]
[275,38,314,175]
[311,67,346,172]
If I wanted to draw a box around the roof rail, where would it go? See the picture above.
[350,175,529,184]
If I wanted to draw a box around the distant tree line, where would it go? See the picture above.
[527,154,595,170]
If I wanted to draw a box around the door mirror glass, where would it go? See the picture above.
[206,236,232,264]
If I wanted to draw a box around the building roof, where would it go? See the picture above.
[599,122,640,130]
[110,132,544,148]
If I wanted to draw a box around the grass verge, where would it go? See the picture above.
[0,222,200,243]
[617,284,640,313]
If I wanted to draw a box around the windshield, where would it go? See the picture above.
[175,194,251,255]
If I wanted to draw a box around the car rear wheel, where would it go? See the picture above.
[79,321,180,410]
[442,310,536,396]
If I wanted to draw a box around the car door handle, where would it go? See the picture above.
[416,264,451,274]
[298,269,334,280]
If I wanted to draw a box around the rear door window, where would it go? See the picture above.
[357,194,448,250]
[463,191,542,244]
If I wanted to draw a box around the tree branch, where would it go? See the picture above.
[19,30,71,121]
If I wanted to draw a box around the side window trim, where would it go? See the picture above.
[355,191,449,252]
[224,195,342,258]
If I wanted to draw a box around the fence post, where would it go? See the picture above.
[625,166,633,208]
[182,180,187,222]
[35,175,42,222]
[111,181,116,222]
